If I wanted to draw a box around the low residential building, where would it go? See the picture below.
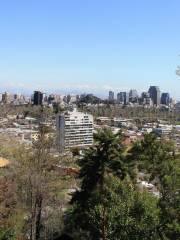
[112,118,133,128]
[96,117,112,125]
[153,124,173,136]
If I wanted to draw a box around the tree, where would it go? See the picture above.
[158,157,180,239]
[14,125,65,240]
[130,133,180,239]
[65,129,160,240]
[0,177,16,240]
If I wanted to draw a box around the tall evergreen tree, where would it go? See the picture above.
[65,129,159,240]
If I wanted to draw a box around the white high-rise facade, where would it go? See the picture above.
[56,109,93,152]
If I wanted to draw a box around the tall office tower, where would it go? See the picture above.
[141,92,150,99]
[129,89,138,102]
[33,91,43,105]
[56,109,93,152]
[117,92,122,103]
[2,92,11,104]
[161,93,170,105]
[117,92,129,104]
[125,92,129,104]
[141,92,152,105]
[109,91,114,101]
[148,86,161,106]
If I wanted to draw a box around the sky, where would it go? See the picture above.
[0,0,180,98]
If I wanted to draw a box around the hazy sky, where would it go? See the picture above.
[0,0,180,97]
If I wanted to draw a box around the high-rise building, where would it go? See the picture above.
[141,92,152,106]
[141,92,150,99]
[129,89,138,103]
[2,92,12,104]
[109,91,114,102]
[117,92,122,103]
[56,109,93,152]
[33,91,43,105]
[117,92,129,104]
[148,86,161,106]
[125,92,129,104]
[161,93,170,105]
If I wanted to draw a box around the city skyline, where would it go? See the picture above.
[0,85,173,104]
[0,1,180,98]
[0,85,174,101]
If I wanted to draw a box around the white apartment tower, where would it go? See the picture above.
[56,109,93,152]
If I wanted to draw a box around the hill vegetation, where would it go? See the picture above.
[0,128,179,239]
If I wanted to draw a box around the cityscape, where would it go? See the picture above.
[0,85,174,107]
[0,85,180,154]
[0,1,180,240]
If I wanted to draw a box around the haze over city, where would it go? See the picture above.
[0,0,180,98]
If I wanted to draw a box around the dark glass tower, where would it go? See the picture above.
[161,93,170,105]
[148,86,160,106]
[33,91,43,105]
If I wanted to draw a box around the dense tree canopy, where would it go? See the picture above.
[0,128,179,240]
[130,133,180,239]
[64,129,161,240]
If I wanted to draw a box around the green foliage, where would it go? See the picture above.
[71,147,80,157]
[130,133,174,180]
[78,94,102,105]
[65,129,160,240]
[158,157,180,239]
[71,129,126,204]
[0,229,15,240]
[14,126,65,239]
[0,126,67,239]
[130,133,180,239]
[1,124,179,239]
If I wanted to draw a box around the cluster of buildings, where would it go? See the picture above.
[33,91,78,106]
[0,85,174,109]
[0,108,94,153]
[109,86,172,107]
[1,101,180,154]
[95,115,180,150]
[0,86,180,155]
[1,88,179,197]
[0,91,80,106]
[0,86,176,116]
[55,107,180,153]
[0,115,49,144]
[0,92,30,105]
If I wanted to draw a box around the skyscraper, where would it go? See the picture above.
[161,93,170,105]
[117,92,129,105]
[33,91,43,105]
[109,91,114,102]
[129,89,138,103]
[141,92,152,106]
[148,86,160,106]
[117,92,124,103]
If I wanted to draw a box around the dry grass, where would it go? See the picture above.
[0,157,9,167]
